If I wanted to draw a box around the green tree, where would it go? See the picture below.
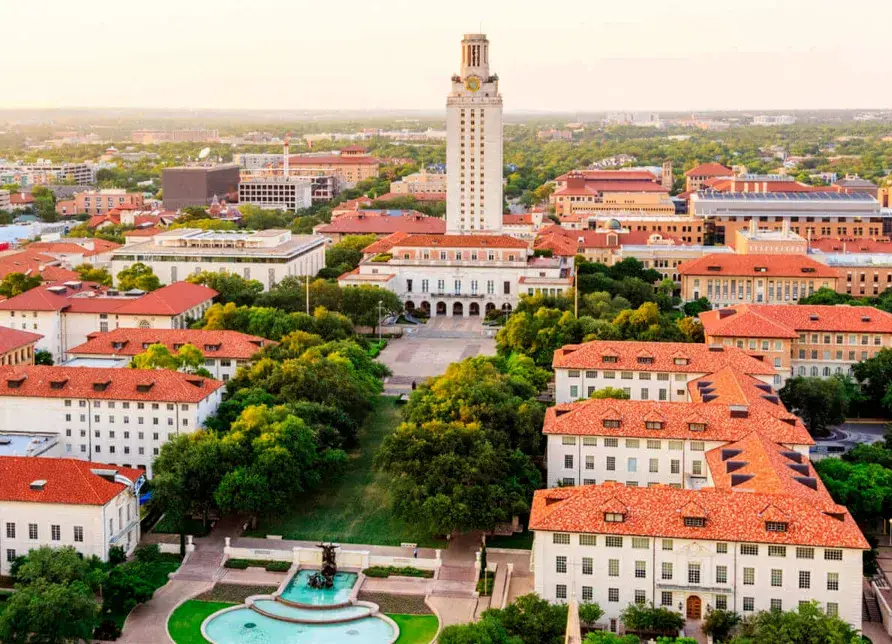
[589,386,630,400]
[130,343,212,377]
[439,618,522,644]
[0,580,99,644]
[34,350,54,365]
[13,546,104,591]
[497,307,583,367]
[117,262,162,292]
[584,634,639,644]
[100,564,156,616]
[339,285,403,327]
[682,297,712,317]
[578,602,605,627]
[74,263,113,286]
[733,601,860,643]
[376,420,541,535]
[778,376,851,436]
[485,593,569,644]
[620,603,684,638]
[0,272,42,298]
[814,457,892,524]
[187,271,264,307]
[325,234,378,273]
[703,609,741,643]
[852,348,892,416]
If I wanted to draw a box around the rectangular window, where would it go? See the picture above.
[634,590,646,604]
[604,438,619,448]
[741,544,758,556]
[5,549,15,562]
[715,595,727,610]
[28,523,37,540]
[771,569,783,587]
[74,526,84,542]
[605,536,623,548]
[564,454,574,469]
[688,563,700,584]
[608,559,619,576]
[649,458,659,473]
[827,572,839,591]
[743,568,755,585]
[770,599,782,611]
[632,537,649,549]
[743,597,754,612]
[608,588,619,602]
[579,534,596,546]
[716,565,727,584]
[768,545,786,557]
[796,547,815,559]
[555,556,567,574]
[799,570,811,589]
[662,539,674,551]
[635,560,646,578]
[670,460,680,474]
[826,602,838,617]
[716,542,728,554]
[4,523,13,539]
[661,591,673,606]
[824,549,843,561]
[662,562,673,580]
[555,584,567,600]
[51,524,60,541]
[553,533,570,545]
[606,456,616,471]
[585,455,595,470]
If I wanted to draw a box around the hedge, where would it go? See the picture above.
[224,558,291,572]
[362,566,434,579]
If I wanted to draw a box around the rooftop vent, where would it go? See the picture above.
[554,409,572,418]
[801,267,816,273]
[862,316,871,322]
[781,450,803,464]
[721,448,742,461]
[761,394,779,405]
[726,460,747,473]
[755,383,773,393]
[718,308,736,319]
[754,266,767,273]
[107,289,120,296]
[729,405,749,419]
[29,480,47,491]
[809,314,819,321]
[90,468,118,482]
[707,265,722,272]
[702,394,717,403]
[707,344,724,352]
[787,463,810,476]
[731,473,754,487]
[794,476,818,491]
[47,286,67,294]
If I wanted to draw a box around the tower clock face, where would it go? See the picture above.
[465,76,481,92]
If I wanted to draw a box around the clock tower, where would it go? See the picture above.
[446,33,504,234]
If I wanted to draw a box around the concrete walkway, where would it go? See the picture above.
[119,516,242,644]
[233,535,441,560]
[863,620,892,643]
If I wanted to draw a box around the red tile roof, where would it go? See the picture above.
[361,231,410,255]
[552,340,776,375]
[69,328,274,360]
[705,432,831,502]
[700,304,892,338]
[553,181,668,196]
[677,253,839,279]
[316,211,445,235]
[555,171,658,182]
[26,239,121,256]
[529,482,868,549]
[0,250,79,282]
[0,457,142,506]
[0,281,217,317]
[684,163,732,177]
[375,192,446,202]
[0,327,42,354]
[809,237,892,254]
[0,364,223,403]
[503,214,533,225]
[392,234,529,249]
[543,395,811,446]
[9,193,34,206]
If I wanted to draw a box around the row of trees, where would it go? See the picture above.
[377,355,550,536]
[188,271,402,329]
[152,322,389,544]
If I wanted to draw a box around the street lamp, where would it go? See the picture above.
[377,300,383,343]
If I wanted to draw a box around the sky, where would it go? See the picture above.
[3,0,890,112]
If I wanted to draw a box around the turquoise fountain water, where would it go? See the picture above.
[202,567,398,644]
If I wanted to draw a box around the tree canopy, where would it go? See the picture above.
[116,262,161,292]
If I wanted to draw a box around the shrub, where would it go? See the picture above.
[107,545,127,567]
[93,619,122,641]
[265,561,291,572]
[224,559,250,569]
[702,609,741,643]
[361,566,434,579]
[579,602,604,625]
[133,544,163,564]
[476,574,494,596]
[620,602,684,637]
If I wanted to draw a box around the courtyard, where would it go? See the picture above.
[377,317,498,383]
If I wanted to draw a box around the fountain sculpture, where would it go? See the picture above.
[306,542,337,589]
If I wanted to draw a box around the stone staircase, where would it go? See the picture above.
[865,586,883,623]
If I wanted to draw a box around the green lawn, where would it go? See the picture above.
[168,600,234,644]
[152,514,212,538]
[168,601,439,644]
[250,396,446,547]
[391,613,439,644]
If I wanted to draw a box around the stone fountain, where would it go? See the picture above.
[307,542,337,589]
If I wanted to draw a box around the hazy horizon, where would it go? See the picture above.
[4,0,890,113]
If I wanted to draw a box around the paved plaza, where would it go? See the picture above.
[378,318,497,384]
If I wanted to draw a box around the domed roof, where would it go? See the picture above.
[606,218,622,230]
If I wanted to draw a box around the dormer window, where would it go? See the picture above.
[49,379,68,390]
[92,381,111,392]
[136,383,154,393]
[688,423,706,432]
[203,344,221,352]
[173,343,184,350]
[603,419,621,429]
[637,356,654,364]
[604,512,624,523]
[645,421,663,430]
[765,521,788,533]
[602,355,618,363]
[683,517,706,528]
[673,357,689,365]
[111,341,127,350]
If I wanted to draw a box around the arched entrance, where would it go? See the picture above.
[453,302,464,317]
[404,300,416,312]
[469,302,480,316]
[501,303,513,314]
[420,301,431,315]
[436,302,447,316]
[485,303,496,314]
[686,596,701,619]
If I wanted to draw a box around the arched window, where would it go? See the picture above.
[797,367,805,376]
[822,367,831,377]
[810,366,818,377]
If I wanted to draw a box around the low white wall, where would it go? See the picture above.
[223,541,442,571]
[368,554,440,571]
[872,581,892,636]
[224,545,293,562]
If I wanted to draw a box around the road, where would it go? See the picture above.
[812,421,886,457]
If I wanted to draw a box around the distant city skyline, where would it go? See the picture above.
[3,0,890,112]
